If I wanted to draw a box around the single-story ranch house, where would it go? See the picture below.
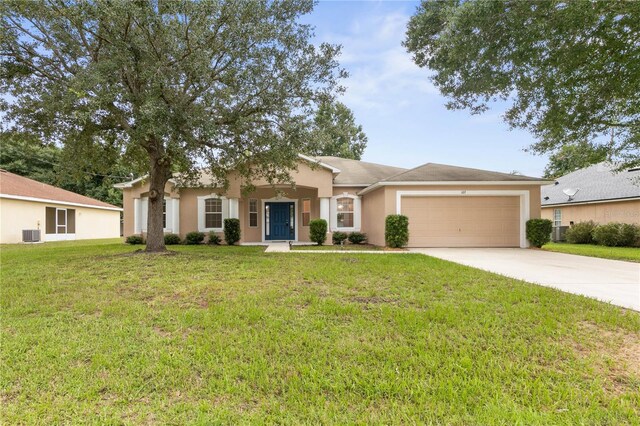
[116,155,550,248]
[541,162,640,227]
[0,170,122,243]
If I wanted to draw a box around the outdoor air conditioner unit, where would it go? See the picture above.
[22,229,41,243]
[551,226,569,243]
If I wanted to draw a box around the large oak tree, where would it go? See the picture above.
[1,0,344,251]
[404,0,640,170]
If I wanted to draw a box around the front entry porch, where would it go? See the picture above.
[264,201,296,241]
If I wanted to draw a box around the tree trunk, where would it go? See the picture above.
[145,150,171,253]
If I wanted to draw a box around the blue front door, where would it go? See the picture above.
[266,202,295,240]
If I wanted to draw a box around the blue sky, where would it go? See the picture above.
[303,1,550,177]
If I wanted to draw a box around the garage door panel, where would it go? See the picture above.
[402,196,520,247]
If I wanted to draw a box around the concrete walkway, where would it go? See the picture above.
[410,248,640,311]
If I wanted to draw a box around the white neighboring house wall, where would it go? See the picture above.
[0,197,121,244]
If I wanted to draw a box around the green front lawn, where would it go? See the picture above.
[292,243,384,251]
[2,240,639,424]
[542,242,640,262]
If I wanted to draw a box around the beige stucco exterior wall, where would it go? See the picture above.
[541,199,640,226]
[360,187,387,246]
[0,198,120,244]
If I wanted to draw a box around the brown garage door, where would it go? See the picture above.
[401,196,520,247]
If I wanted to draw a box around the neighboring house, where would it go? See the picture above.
[0,170,122,243]
[541,163,640,227]
[115,155,549,248]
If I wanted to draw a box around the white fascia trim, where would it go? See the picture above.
[358,180,552,195]
[113,175,177,189]
[297,153,341,174]
[396,190,530,248]
[0,194,123,211]
[541,196,640,208]
[262,197,298,242]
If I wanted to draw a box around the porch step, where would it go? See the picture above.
[265,242,291,253]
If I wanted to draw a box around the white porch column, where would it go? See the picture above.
[134,198,142,233]
[171,198,180,234]
[229,198,239,219]
[320,197,330,226]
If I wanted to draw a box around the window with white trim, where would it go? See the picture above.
[249,199,258,227]
[302,199,311,226]
[205,198,223,229]
[162,199,167,229]
[553,209,562,227]
[336,197,354,228]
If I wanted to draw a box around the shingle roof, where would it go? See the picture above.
[382,163,543,182]
[541,162,640,205]
[316,156,407,185]
[0,169,121,209]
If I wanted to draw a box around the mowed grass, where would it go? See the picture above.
[542,242,640,262]
[1,240,639,424]
[291,244,385,251]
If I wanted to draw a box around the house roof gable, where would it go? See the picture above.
[541,162,640,206]
[0,169,121,210]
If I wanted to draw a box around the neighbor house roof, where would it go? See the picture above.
[316,156,407,185]
[541,162,640,206]
[383,163,544,183]
[0,169,122,211]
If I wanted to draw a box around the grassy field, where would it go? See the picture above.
[542,242,640,262]
[291,244,385,251]
[1,240,639,424]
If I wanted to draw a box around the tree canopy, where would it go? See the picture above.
[542,141,609,179]
[404,0,640,170]
[309,101,367,160]
[0,131,134,206]
[1,0,344,251]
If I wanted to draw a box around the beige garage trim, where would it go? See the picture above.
[397,190,529,248]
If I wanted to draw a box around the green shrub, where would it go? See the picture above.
[348,232,367,245]
[593,223,621,246]
[565,221,596,244]
[592,222,640,247]
[309,219,328,245]
[184,231,205,245]
[619,223,640,247]
[164,233,181,245]
[125,235,144,245]
[385,215,409,248]
[208,232,221,245]
[224,218,241,245]
[526,218,552,248]
[332,231,348,245]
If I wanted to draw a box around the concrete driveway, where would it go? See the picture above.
[410,248,640,311]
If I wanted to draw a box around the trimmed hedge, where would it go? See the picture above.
[385,215,409,248]
[526,218,552,248]
[125,235,144,245]
[224,218,241,245]
[332,231,348,245]
[164,233,182,245]
[309,219,328,245]
[619,223,640,247]
[184,231,205,245]
[348,232,367,245]
[208,232,221,245]
[592,222,640,247]
[565,221,597,244]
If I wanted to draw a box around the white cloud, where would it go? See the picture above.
[318,9,437,112]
